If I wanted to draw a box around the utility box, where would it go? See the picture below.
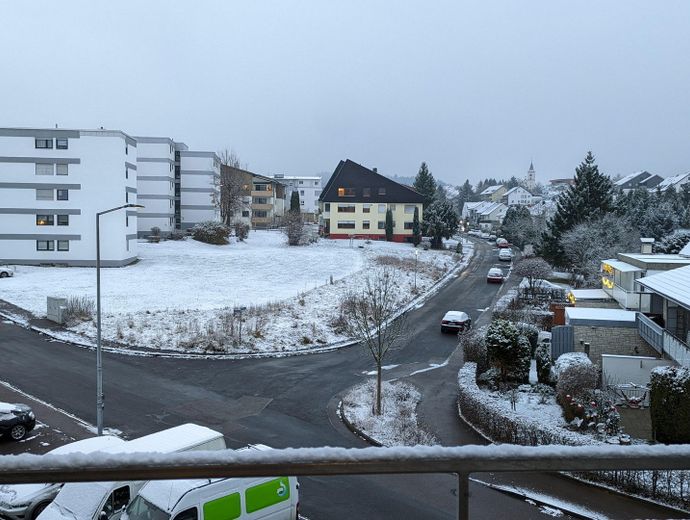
[47,297,67,324]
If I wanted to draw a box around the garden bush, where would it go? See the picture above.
[192,221,230,245]
[555,352,597,402]
[460,327,488,374]
[516,322,539,357]
[63,296,95,325]
[485,319,531,384]
[535,343,553,385]
[169,229,186,241]
[234,222,250,241]
[650,366,690,444]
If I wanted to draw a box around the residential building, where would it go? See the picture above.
[656,171,690,193]
[613,171,663,192]
[601,239,690,311]
[501,186,533,206]
[250,173,286,228]
[178,151,221,229]
[463,200,508,231]
[319,159,424,242]
[0,127,138,266]
[479,184,506,202]
[271,174,321,221]
[549,178,575,187]
[134,136,181,238]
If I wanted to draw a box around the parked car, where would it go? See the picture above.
[488,234,497,241]
[479,232,490,239]
[441,311,471,333]
[498,249,513,261]
[0,402,36,441]
[496,237,509,247]
[0,436,125,520]
[487,268,504,283]
[0,266,14,278]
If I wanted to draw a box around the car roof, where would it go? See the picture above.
[488,268,503,274]
[443,311,469,320]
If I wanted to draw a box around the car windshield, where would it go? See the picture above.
[125,496,170,520]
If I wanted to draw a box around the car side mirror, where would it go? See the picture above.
[100,512,108,520]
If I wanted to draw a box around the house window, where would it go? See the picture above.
[315,180,319,185]
[36,214,54,225]
[378,221,386,229]
[300,190,304,196]
[36,189,54,200]
[254,184,269,191]
[390,204,396,211]
[125,167,128,179]
[126,191,129,203]
[126,216,129,227]
[404,205,416,214]
[56,138,68,149]
[57,189,69,200]
[378,204,386,213]
[254,210,268,218]
[36,163,53,175]
[363,204,371,213]
[324,203,331,212]
[404,222,414,230]
[253,197,268,204]
[56,164,68,176]
[242,210,250,217]
[363,220,370,229]
[337,204,355,213]
[378,187,386,195]
[36,240,55,251]
[125,145,128,155]
[298,180,304,185]
[57,240,69,251]
[337,187,356,197]
[35,138,53,149]
[57,214,69,226]
[363,187,371,198]
[300,200,304,205]
[337,220,356,229]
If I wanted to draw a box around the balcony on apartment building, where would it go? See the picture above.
[637,313,690,368]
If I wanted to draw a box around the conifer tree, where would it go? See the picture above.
[412,206,421,246]
[290,191,300,213]
[413,162,437,209]
[540,152,613,266]
[385,209,394,241]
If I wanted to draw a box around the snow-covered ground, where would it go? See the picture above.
[341,380,436,446]
[0,232,470,355]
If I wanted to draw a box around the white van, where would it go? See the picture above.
[0,435,125,520]
[123,445,299,520]
[38,424,226,520]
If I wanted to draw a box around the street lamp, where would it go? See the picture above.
[96,203,144,435]
[414,248,419,292]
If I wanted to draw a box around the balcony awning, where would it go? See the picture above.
[637,264,690,310]
[601,259,643,273]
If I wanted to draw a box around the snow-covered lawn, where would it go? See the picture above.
[341,380,436,446]
[1,232,470,354]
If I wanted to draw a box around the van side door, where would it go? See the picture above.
[100,485,130,520]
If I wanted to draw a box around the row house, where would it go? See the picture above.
[613,170,663,193]
[0,127,138,266]
[656,171,690,193]
[318,160,424,242]
[462,201,508,231]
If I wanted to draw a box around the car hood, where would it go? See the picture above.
[0,483,52,506]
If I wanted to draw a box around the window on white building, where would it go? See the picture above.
[57,240,69,251]
[404,205,416,214]
[378,204,386,213]
[57,214,69,226]
[36,189,53,200]
[56,164,68,175]
[35,163,53,175]
[363,204,371,213]
[300,190,304,195]
[56,138,68,150]
[337,220,355,229]
[36,240,55,251]
[35,138,53,149]
[378,221,385,229]
[36,215,54,225]
[363,220,370,229]
[57,189,69,201]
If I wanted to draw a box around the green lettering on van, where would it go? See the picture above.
[203,492,241,520]
[245,477,290,513]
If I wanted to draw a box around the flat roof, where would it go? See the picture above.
[620,253,690,265]
[565,307,637,328]
[569,289,611,300]
[602,259,643,273]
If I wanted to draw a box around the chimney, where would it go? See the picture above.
[372,167,377,173]
[640,237,654,254]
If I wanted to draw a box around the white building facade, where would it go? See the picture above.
[271,174,321,217]
[502,186,533,206]
[179,151,220,229]
[0,127,138,266]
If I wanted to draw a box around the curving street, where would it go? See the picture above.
[0,240,684,519]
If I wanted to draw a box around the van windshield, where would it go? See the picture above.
[125,496,169,520]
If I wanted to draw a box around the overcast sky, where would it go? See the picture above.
[2,1,690,186]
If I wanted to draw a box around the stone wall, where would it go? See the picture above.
[572,325,659,368]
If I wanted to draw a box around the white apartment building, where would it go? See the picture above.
[271,174,321,217]
[179,151,221,229]
[0,127,138,266]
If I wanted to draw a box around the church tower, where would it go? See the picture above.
[526,160,536,191]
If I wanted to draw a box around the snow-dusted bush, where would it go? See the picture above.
[655,229,690,254]
[168,229,186,241]
[650,366,690,444]
[535,343,553,385]
[555,352,597,402]
[192,221,231,245]
[516,322,539,356]
[485,320,531,384]
[459,326,488,374]
[234,222,249,241]
[63,295,95,325]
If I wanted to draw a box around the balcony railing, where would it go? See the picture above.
[1,445,690,520]
[638,313,690,367]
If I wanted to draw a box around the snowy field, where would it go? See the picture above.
[0,231,469,354]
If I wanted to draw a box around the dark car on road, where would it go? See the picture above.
[0,402,36,441]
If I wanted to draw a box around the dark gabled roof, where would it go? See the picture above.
[319,159,425,203]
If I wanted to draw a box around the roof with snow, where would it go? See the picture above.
[478,202,507,217]
[479,184,504,195]
[568,289,612,301]
[503,186,532,197]
[637,265,690,310]
[656,171,690,191]
[565,307,637,328]
[602,259,643,273]
[680,241,690,258]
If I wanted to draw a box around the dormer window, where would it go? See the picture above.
[338,187,356,197]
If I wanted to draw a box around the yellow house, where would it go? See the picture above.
[319,160,424,242]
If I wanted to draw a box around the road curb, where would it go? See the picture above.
[337,399,383,447]
[0,242,474,361]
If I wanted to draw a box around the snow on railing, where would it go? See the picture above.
[1,445,690,520]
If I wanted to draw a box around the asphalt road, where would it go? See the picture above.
[0,239,684,519]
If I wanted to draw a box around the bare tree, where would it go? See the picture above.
[214,149,251,226]
[513,257,552,299]
[343,269,409,415]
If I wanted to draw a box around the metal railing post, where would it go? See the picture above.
[457,472,469,520]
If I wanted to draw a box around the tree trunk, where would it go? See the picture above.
[375,363,383,415]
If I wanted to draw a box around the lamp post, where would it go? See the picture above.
[96,203,144,435]
[414,248,419,292]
